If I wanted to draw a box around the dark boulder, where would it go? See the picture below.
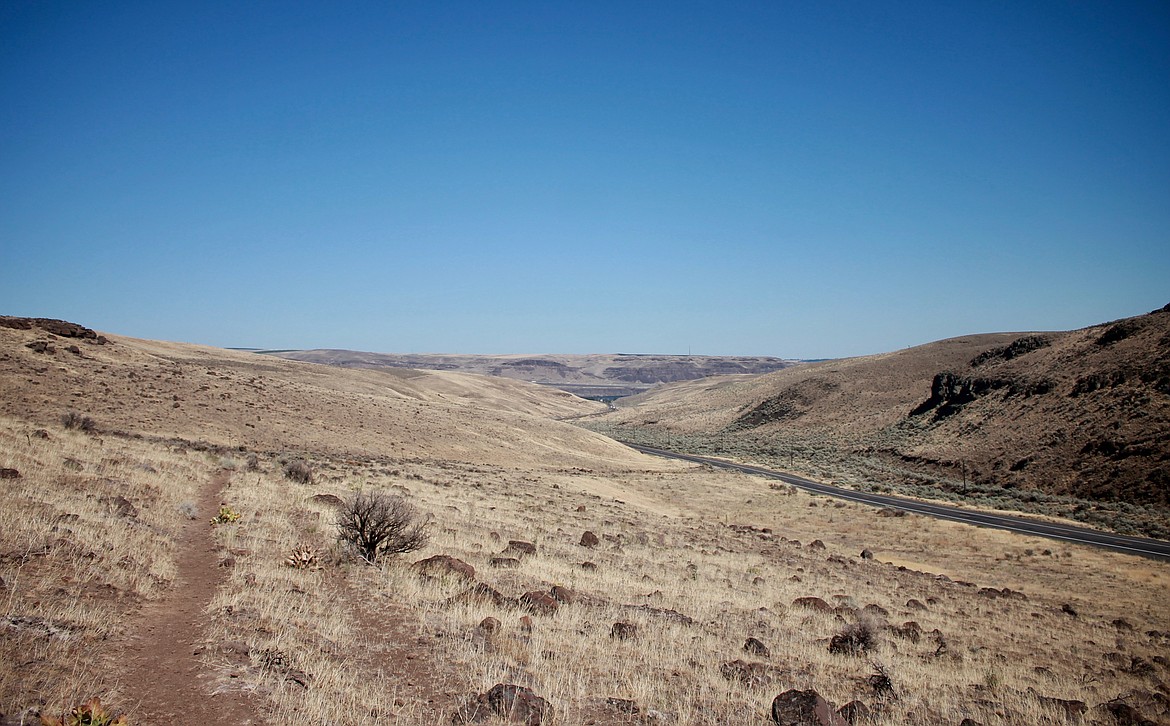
[744,637,771,657]
[414,555,476,581]
[454,683,549,725]
[519,591,559,615]
[504,540,537,557]
[771,689,848,726]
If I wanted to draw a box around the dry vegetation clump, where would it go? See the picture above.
[336,491,429,564]
[282,458,313,484]
[0,415,201,719]
[60,410,95,433]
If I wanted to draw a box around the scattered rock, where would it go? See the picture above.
[862,604,889,619]
[606,698,639,714]
[454,683,549,725]
[1060,603,1078,617]
[478,617,501,635]
[1028,690,1087,719]
[550,585,577,605]
[906,598,927,611]
[645,709,676,722]
[519,591,559,615]
[310,493,344,507]
[860,549,873,560]
[1099,699,1153,725]
[503,540,537,557]
[218,557,236,568]
[0,469,19,480]
[580,531,600,548]
[979,587,1028,601]
[890,621,921,643]
[771,689,848,726]
[720,659,773,687]
[744,637,771,657]
[414,555,476,581]
[752,576,766,586]
[836,700,870,725]
[611,622,638,640]
[808,539,826,550]
[1112,618,1134,631]
[877,508,905,518]
[519,616,533,633]
[25,341,53,354]
[490,557,521,569]
[575,505,586,512]
[451,583,512,608]
[623,604,695,625]
[108,495,138,519]
[793,596,834,613]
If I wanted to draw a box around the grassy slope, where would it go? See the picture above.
[588,308,1170,537]
[1,319,1168,725]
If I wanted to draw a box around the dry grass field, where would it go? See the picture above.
[2,318,1168,725]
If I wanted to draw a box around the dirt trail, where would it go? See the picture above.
[118,470,257,724]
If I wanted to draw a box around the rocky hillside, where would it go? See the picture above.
[592,305,1170,528]
[263,350,798,398]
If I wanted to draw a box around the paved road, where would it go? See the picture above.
[623,441,1170,561]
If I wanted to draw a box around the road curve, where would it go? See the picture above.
[623,441,1170,562]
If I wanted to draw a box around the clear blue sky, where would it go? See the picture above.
[2,1,1167,358]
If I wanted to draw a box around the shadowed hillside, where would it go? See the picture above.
[588,306,1170,535]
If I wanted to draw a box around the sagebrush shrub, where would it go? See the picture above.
[61,411,95,432]
[336,491,428,564]
[283,459,312,484]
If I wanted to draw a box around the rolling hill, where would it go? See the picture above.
[2,315,1168,725]
[588,305,1170,534]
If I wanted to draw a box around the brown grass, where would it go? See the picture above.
[1,321,1168,724]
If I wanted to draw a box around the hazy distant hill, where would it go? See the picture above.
[261,350,798,398]
[592,305,1170,529]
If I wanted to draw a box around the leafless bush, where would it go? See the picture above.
[61,411,95,433]
[283,459,312,484]
[336,491,429,564]
[829,619,878,655]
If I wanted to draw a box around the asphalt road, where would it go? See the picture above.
[622,441,1170,561]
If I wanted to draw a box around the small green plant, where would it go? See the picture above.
[210,506,241,525]
[41,697,127,725]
